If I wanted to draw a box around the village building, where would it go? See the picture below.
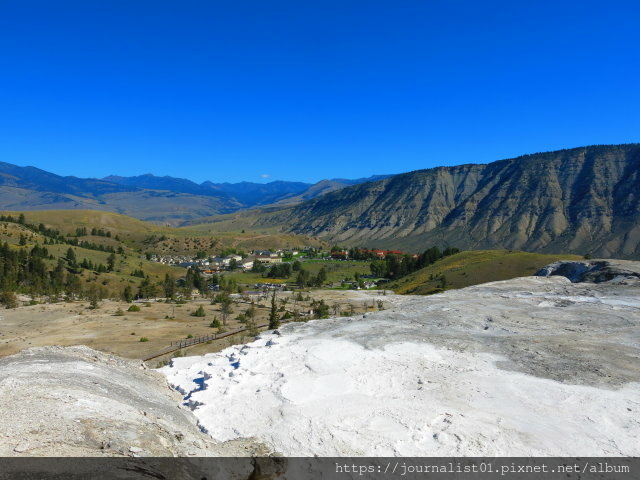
[254,255,282,264]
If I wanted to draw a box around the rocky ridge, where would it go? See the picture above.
[536,259,640,283]
[251,144,640,258]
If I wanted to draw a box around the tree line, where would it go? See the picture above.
[369,246,460,279]
[0,243,86,303]
[1,214,123,255]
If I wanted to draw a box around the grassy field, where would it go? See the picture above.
[298,259,371,283]
[2,210,159,237]
[389,250,583,295]
[224,259,372,287]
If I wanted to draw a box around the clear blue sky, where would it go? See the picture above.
[1,1,638,184]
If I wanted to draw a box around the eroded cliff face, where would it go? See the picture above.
[274,144,640,258]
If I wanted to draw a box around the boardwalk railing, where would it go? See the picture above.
[142,323,268,362]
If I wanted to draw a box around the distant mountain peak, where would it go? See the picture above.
[0,162,393,224]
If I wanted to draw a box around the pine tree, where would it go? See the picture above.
[107,253,116,272]
[137,276,157,299]
[268,291,280,329]
[122,285,133,303]
[220,296,233,325]
[65,274,82,299]
[314,267,327,287]
[65,248,77,267]
[163,273,176,298]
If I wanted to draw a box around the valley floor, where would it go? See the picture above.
[0,289,382,363]
[162,276,640,456]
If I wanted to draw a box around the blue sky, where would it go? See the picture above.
[0,1,638,184]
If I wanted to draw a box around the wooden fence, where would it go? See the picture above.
[141,323,269,362]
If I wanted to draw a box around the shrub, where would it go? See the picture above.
[139,337,149,342]
[127,305,141,312]
[0,291,18,309]
[114,308,125,316]
[192,305,206,317]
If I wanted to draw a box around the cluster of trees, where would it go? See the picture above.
[181,267,207,293]
[75,227,114,238]
[0,229,150,308]
[0,215,221,308]
[65,248,117,274]
[310,298,330,319]
[66,238,118,253]
[295,267,327,287]
[136,276,158,299]
[252,260,327,286]
[264,263,292,278]
[369,246,460,279]
[131,268,146,278]
[0,243,85,301]
[175,268,240,297]
[251,262,267,273]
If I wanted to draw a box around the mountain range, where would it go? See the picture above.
[0,162,387,225]
[1,144,639,258]
[197,144,640,259]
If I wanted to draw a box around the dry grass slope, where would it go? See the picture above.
[389,250,583,295]
[1,209,326,254]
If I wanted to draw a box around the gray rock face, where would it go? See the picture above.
[536,259,640,283]
[255,144,640,258]
[0,345,266,457]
